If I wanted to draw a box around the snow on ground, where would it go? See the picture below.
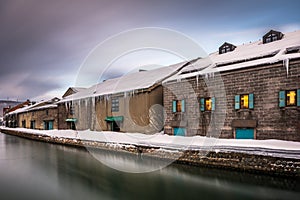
[1,127,300,159]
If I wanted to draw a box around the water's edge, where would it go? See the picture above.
[1,128,299,177]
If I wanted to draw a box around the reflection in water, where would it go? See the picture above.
[89,147,176,173]
[0,132,299,200]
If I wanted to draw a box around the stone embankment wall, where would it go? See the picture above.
[1,128,299,177]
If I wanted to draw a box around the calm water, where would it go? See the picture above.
[0,132,299,200]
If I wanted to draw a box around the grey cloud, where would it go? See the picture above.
[1,0,300,100]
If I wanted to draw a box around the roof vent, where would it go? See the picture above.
[285,46,300,54]
[219,42,236,54]
[262,30,284,44]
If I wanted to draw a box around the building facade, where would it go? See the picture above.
[163,30,300,141]
[58,63,186,134]
[4,98,59,130]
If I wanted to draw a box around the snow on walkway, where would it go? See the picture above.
[1,127,300,159]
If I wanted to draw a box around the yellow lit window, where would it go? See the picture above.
[287,90,296,106]
[240,94,249,109]
[177,101,182,112]
[205,98,212,111]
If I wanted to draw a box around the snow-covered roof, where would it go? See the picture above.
[71,87,86,93]
[165,30,300,82]
[6,98,58,115]
[7,103,36,115]
[61,61,187,102]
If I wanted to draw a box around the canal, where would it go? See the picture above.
[0,132,299,200]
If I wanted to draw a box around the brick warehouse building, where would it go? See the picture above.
[5,98,59,130]
[163,30,300,141]
[57,62,186,134]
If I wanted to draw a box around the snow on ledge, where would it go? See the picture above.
[1,127,300,158]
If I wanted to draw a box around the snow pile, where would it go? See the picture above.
[1,127,300,159]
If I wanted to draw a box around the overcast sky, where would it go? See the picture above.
[0,0,300,101]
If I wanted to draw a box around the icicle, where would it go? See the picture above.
[85,98,88,107]
[92,97,95,108]
[196,75,199,87]
[65,102,68,111]
[91,97,96,130]
[124,92,127,98]
[283,58,289,77]
[205,73,208,79]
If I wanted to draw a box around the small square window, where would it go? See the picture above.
[112,98,119,112]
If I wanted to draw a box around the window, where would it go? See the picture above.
[200,97,215,111]
[22,120,26,128]
[265,33,278,43]
[46,110,49,115]
[70,105,75,115]
[111,98,119,112]
[235,94,254,110]
[241,94,249,109]
[172,100,185,113]
[219,42,236,54]
[263,30,283,44]
[287,90,296,106]
[279,90,300,107]
[30,120,35,129]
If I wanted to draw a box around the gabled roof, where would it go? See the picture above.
[219,42,236,54]
[165,30,300,82]
[62,87,87,98]
[6,98,59,115]
[5,100,31,114]
[60,61,187,102]
[262,29,284,44]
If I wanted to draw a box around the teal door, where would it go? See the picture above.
[174,128,186,136]
[49,121,53,130]
[44,121,54,130]
[236,128,254,139]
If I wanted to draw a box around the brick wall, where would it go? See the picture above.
[18,107,58,130]
[163,59,300,141]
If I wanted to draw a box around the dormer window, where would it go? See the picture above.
[263,30,283,44]
[219,42,236,54]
